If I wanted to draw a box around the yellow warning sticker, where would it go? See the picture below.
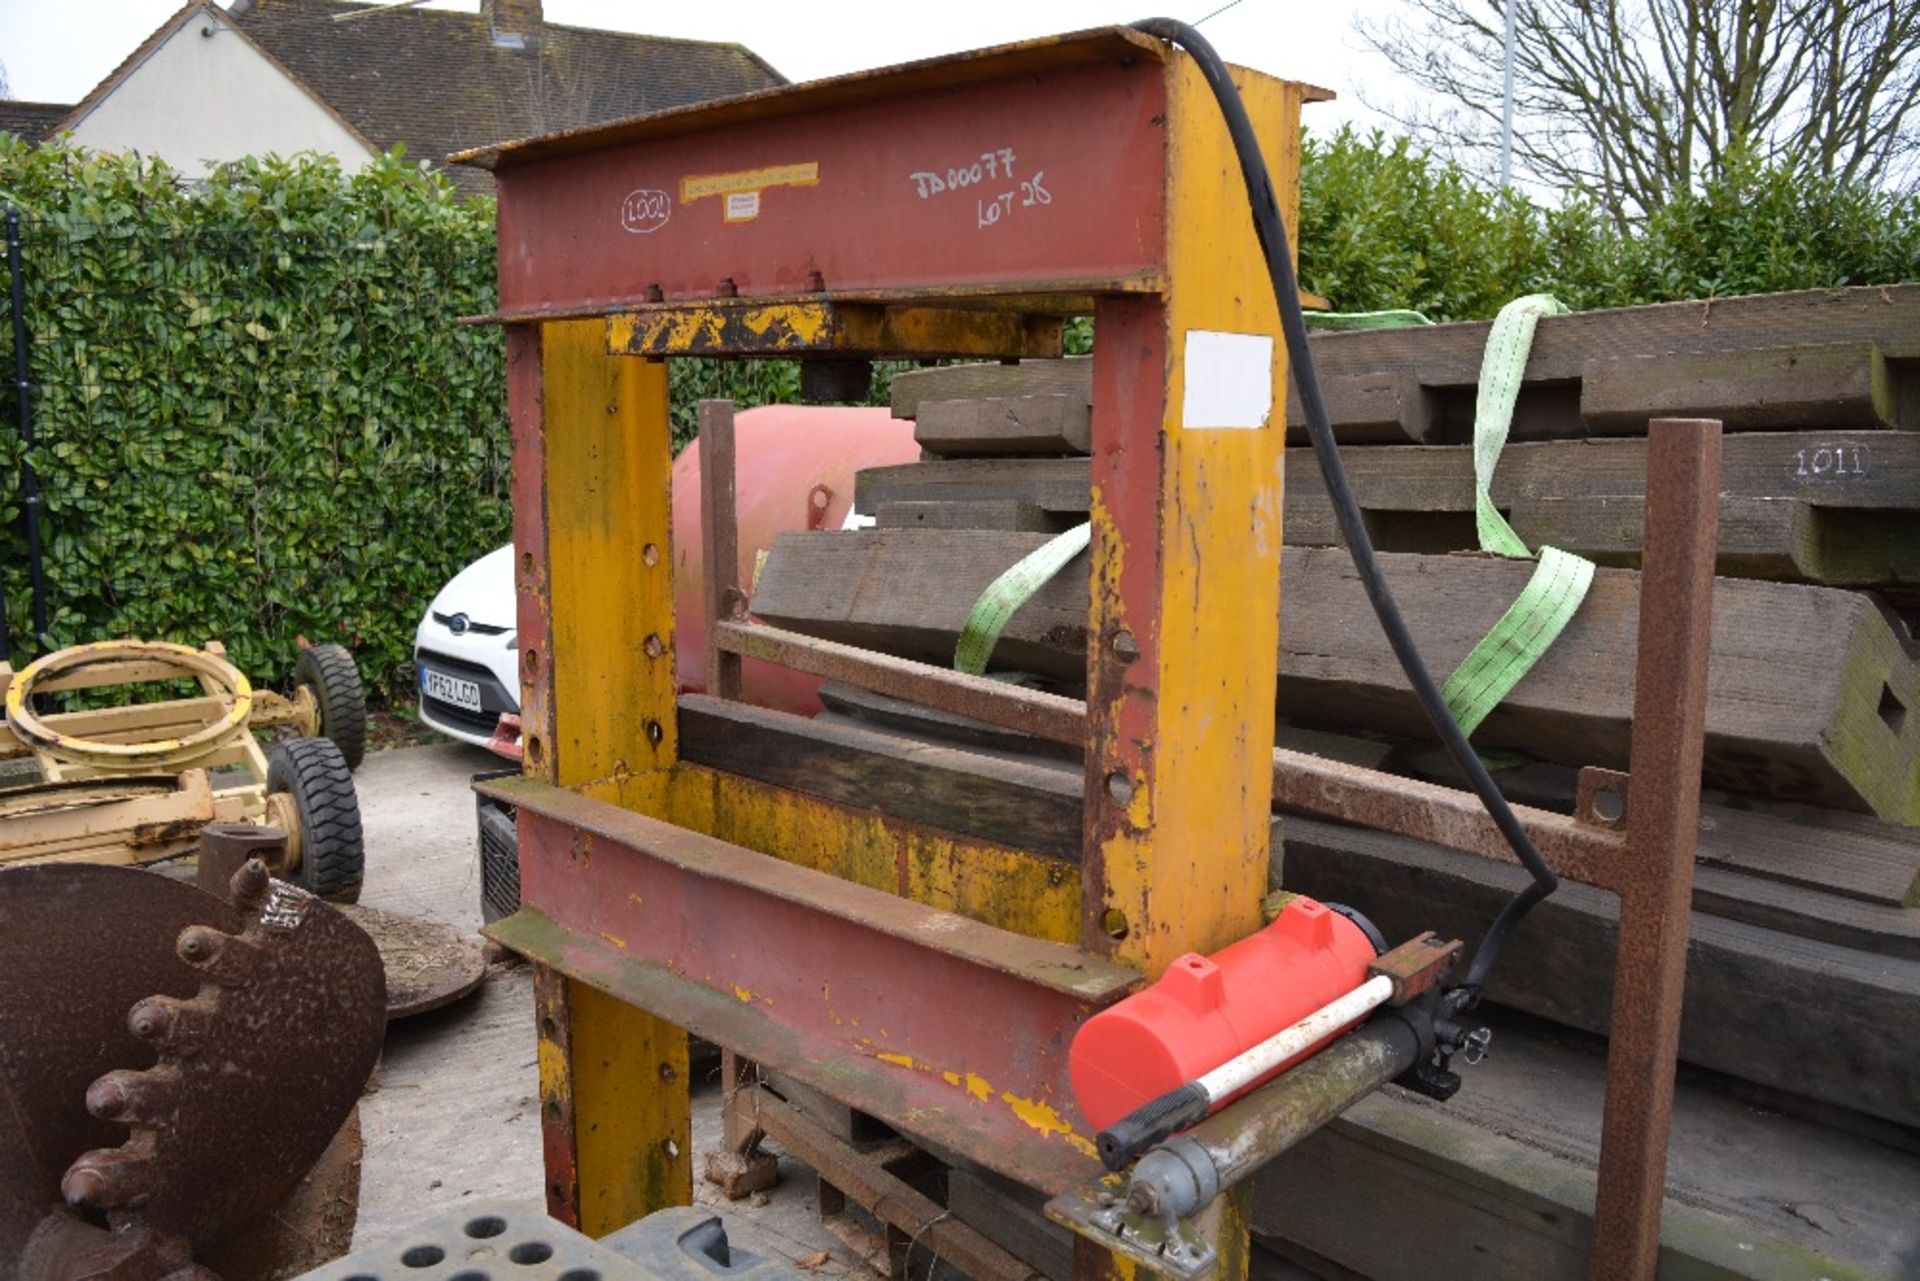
[681,161,819,204]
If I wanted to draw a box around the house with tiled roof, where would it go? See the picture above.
[52,0,785,194]
[0,102,76,145]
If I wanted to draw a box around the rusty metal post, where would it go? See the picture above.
[1589,418,1723,1280]
[699,400,743,702]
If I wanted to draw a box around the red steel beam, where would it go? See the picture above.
[477,35,1173,316]
[481,777,1140,1196]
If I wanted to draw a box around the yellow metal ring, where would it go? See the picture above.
[4,640,254,770]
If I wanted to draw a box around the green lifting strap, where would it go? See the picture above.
[1301,308,1433,331]
[954,522,1092,676]
[1439,294,1596,738]
[948,298,1593,721]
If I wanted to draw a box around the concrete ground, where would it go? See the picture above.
[351,740,860,1274]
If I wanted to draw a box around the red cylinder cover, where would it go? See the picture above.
[672,404,919,716]
[1069,897,1377,1131]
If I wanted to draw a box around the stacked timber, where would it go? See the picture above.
[873,285,1920,606]
[725,285,1920,1279]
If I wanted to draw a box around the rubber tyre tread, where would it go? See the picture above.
[295,643,367,771]
[267,736,365,903]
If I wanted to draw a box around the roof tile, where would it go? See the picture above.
[0,101,76,145]
[234,0,785,194]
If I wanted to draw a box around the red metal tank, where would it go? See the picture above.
[672,404,919,716]
[1069,896,1377,1131]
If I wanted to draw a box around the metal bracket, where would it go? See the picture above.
[1047,1186,1218,1281]
[1366,931,1461,1004]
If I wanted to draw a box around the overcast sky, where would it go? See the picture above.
[0,1,1407,137]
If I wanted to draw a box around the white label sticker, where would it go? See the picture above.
[724,190,761,223]
[1181,330,1274,429]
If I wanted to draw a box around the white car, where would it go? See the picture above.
[415,405,921,754]
[414,545,519,750]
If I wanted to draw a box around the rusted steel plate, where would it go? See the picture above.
[484,779,1135,998]
[610,302,1063,361]
[338,903,488,1019]
[477,779,1140,1194]
[62,862,386,1246]
[478,36,1172,316]
[198,1106,364,1279]
[0,864,235,1266]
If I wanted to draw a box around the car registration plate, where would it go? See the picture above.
[423,669,483,713]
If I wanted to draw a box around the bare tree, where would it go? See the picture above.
[1361,1,1920,222]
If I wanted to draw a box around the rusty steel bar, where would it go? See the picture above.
[698,401,743,702]
[749,1088,1047,1281]
[1589,419,1723,1281]
[711,618,1625,880]
[1269,751,1625,888]
[712,620,1087,745]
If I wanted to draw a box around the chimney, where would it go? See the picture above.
[484,0,542,48]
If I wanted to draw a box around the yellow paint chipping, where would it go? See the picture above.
[876,1051,918,1069]
[1000,1091,1097,1157]
[680,162,819,203]
[942,1070,995,1103]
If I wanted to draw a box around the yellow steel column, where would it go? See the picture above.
[1078,57,1304,1281]
[1084,60,1300,974]
[525,319,691,1233]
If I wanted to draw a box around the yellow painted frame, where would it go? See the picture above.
[504,47,1305,1277]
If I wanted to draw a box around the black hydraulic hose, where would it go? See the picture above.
[6,205,48,657]
[1130,18,1555,1005]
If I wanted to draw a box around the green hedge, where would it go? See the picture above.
[0,145,505,698]
[4,136,1915,703]
[0,144,879,699]
[1297,127,1920,319]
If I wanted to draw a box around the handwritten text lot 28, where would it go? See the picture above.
[907,148,1052,229]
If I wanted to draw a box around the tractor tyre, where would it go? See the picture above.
[267,736,365,904]
[295,642,367,770]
